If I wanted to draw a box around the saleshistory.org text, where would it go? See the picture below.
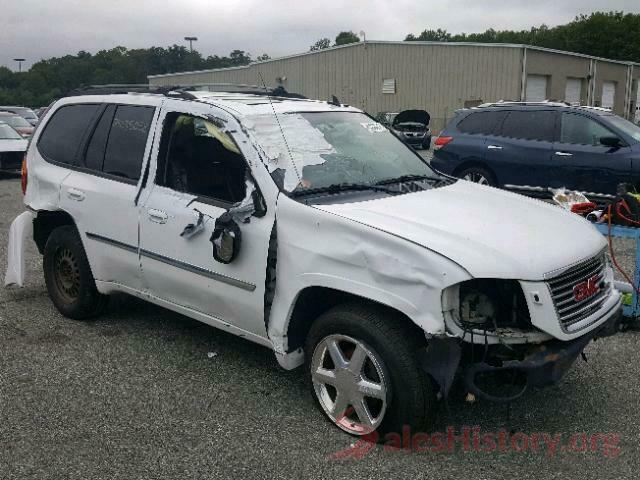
[330,426,621,460]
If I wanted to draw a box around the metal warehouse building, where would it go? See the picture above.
[148,41,640,131]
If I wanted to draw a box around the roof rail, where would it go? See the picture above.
[65,83,307,100]
[65,84,196,98]
[477,100,571,108]
[180,83,307,99]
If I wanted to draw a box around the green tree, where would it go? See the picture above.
[405,11,640,63]
[334,31,360,46]
[310,38,331,51]
[405,28,451,42]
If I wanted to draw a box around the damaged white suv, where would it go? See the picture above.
[6,87,621,437]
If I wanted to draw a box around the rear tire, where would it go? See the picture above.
[43,226,107,320]
[457,166,496,186]
[305,303,436,439]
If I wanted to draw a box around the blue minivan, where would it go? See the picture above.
[431,102,640,200]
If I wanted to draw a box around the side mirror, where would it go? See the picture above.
[210,212,242,264]
[600,135,623,148]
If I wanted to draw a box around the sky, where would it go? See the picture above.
[2,0,640,71]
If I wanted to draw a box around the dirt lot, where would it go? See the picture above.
[1,175,639,479]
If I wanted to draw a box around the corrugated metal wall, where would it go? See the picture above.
[149,42,523,131]
[149,42,639,128]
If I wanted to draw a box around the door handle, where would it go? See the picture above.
[147,209,168,224]
[487,145,503,150]
[555,151,573,157]
[67,188,85,201]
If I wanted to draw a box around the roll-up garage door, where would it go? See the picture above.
[565,78,582,104]
[526,75,548,101]
[602,81,616,110]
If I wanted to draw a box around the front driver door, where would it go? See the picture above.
[138,103,275,339]
[552,112,632,195]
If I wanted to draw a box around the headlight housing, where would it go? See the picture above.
[456,279,532,331]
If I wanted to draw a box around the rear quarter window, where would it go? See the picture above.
[457,111,507,135]
[37,104,101,165]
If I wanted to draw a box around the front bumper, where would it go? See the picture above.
[462,308,621,402]
[402,134,431,148]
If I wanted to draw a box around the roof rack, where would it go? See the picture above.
[477,100,572,108]
[65,83,307,100]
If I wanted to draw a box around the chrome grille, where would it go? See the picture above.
[547,252,609,329]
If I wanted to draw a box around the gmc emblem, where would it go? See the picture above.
[573,276,600,302]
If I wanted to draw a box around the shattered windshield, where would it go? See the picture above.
[244,111,442,194]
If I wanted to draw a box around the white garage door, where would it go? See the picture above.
[565,78,582,104]
[602,81,616,110]
[526,75,548,101]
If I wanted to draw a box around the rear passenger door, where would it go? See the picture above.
[484,110,556,190]
[58,100,160,291]
[552,112,631,195]
[444,110,504,172]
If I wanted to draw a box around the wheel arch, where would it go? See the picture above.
[283,285,427,358]
[33,209,78,254]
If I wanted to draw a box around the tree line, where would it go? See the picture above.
[0,46,260,107]
[405,12,640,64]
[1,11,637,107]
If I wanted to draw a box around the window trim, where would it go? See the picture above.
[80,103,114,171]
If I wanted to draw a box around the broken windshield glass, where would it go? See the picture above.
[243,111,441,193]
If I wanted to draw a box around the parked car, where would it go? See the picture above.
[0,106,39,126]
[5,90,620,438]
[0,121,28,173]
[431,102,640,200]
[0,112,35,138]
[377,110,432,150]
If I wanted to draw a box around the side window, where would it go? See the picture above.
[84,104,116,171]
[500,111,555,142]
[457,111,507,135]
[560,113,615,146]
[38,104,101,165]
[157,113,246,204]
[102,105,154,181]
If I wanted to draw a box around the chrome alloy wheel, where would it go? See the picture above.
[463,172,490,185]
[310,334,389,435]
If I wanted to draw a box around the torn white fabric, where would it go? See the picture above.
[243,114,336,191]
[228,179,257,223]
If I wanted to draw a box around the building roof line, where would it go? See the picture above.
[148,40,640,79]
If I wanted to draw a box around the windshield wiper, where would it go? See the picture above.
[374,174,430,185]
[290,182,398,197]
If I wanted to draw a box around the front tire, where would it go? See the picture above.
[305,303,436,438]
[43,226,107,320]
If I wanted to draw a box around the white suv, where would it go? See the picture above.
[5,88,621,437]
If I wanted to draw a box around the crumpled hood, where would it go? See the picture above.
[314,181,606,280]
[393,109,430,127]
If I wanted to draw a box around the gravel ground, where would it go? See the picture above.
[1,174,639,479]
